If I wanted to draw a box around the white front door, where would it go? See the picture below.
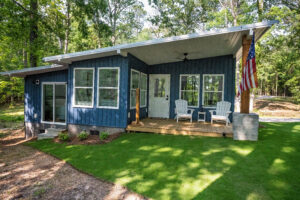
[149,74,170,118]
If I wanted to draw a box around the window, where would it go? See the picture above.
[130,69,148,109]
[42,83,66,124]
[73,68,94,107]
[203,74,224,107]
[140,73,147,107]
[179,75,200,107]
[154,78,165,97]
[98,67,119,108]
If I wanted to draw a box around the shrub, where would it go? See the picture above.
[78,131,88,141]
[100,132,109,140]
[58,132,69,141]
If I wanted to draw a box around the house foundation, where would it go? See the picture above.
[232,113,259,141]
[67,124,125,136]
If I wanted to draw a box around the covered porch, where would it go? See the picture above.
[126,118,233,138]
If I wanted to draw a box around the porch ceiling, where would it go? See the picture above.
[43,20,278,66]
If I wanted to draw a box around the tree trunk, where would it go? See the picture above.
[275,72,278,96]
[23,41,28,68]
[257,0,264,21]
[30,0,38,67]
[64,0,70,54]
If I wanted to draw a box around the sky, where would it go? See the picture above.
[140,0,156,28]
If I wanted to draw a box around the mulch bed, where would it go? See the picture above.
[53,133,122,145]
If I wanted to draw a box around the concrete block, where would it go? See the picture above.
[233,112,259,141]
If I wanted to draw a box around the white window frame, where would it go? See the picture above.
[130,69,140,109]
[179,74,200,108]
[73,67,95,108]
[202,74,225,108]
[97,67,120,109]
[41,82,67,125]
[140,72,148,108]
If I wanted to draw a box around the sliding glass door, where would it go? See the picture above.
[42,83,66,124]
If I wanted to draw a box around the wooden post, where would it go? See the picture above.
[135,88,140,124]
[240,35,252,114]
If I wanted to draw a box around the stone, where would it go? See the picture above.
[232,112,259,141]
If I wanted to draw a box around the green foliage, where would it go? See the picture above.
[78,131,88,141]
[28,123,300,199]
[99,132,109,140]
[58,132,70,142]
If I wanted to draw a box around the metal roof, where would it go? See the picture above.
[44,20,278,65]
[0,64,67,78]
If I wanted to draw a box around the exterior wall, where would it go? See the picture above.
[24,70,68,123]
[127,54,149,123]
[24,70,68,137]
[23,54,236,136]
[148,55,236,121]
[67,55,129,128]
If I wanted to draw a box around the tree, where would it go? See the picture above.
[149,0,219,36]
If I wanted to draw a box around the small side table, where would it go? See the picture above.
[198,112,206,122]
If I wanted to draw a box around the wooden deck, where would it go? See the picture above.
[126,118,233,138]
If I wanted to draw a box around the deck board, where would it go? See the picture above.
[126,118,233,138]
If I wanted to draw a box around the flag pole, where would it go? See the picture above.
[240,35,252,114]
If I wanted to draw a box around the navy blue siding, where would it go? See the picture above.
[149,55,236,121]
[67,55,129,128]
[24,70,68,123]
[24,54,236,127]
[128,54,149,123]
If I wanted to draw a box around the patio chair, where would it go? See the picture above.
[175,99,194,123]
[209,101,232,126]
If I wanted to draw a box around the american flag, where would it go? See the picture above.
[237,33,258,97]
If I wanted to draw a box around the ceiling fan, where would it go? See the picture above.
[175,52,189,62]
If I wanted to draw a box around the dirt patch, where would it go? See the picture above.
[0,130,147,200]
[254,99,300,118]
[53,133,122,145]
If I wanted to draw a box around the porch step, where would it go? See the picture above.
[38,128,65,140]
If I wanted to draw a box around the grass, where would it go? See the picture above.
[0,103,24,122]
[27,123,300,200]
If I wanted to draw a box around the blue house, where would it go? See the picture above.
[0,21,276,138]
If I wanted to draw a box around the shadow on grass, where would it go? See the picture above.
[27,123,300,200]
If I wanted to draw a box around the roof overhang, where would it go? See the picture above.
[0,64,67,78]
[44,20,278,65]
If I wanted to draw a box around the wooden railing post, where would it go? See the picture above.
[135,88,140,124]
[241,35,252,114]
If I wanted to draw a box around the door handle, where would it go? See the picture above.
[166,95,169,100]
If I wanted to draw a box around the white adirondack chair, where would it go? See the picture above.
[209,101,232,126]
[175,99,194,122]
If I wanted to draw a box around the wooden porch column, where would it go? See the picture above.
[135,88,140,124]
[240,35,252,114]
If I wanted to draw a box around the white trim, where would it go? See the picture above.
[202,74,225,108]
[41,82,67,125]
[97,67,120,109]
[140,72,148,108]
[72,67,95,108]
[179,74,200,108]
[130,69,141,109]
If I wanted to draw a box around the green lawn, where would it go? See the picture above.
[0,103,24,122]
[27,123,300,200]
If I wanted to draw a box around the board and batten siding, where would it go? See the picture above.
[24,70,68,123]
[67,55,129,128]
[128,54,149,123]
[148,55,236,121]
